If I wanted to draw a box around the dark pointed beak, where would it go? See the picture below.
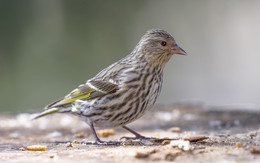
[171,44,187,55]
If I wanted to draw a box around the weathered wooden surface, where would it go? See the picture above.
[0,105,260,162]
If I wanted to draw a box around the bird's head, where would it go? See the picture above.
[136,29,186,67]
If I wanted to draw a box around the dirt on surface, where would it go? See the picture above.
[0,105,260,163]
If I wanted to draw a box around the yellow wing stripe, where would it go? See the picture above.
[61,88,95,104]
[45,81,119,109]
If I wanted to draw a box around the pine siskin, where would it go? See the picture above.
[34,29,186,145]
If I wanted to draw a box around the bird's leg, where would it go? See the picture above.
[83,123,120,145]
[120,126,169,143]
[121,126,146,139]
[90,123,103,144]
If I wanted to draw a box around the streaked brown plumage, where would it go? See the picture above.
[34,29,186,145]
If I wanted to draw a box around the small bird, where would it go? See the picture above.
[34,29,186,145]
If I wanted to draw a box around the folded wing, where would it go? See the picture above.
[45,80,119,110]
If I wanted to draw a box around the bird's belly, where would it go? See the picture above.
[96,85,161,127]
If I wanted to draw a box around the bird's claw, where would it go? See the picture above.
[120,136,158,141]
[120,136,171,143]
[96,141,121,145]
[81,139,120,145]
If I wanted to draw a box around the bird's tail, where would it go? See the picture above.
[32,107,61,120]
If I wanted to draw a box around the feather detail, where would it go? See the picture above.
[44,80,119,110]
[33,107,60,120]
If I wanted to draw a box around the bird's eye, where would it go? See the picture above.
[161,41,167,46]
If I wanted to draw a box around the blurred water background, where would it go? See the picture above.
[1,0,260,113]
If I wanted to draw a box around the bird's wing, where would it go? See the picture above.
[45,80,119,109]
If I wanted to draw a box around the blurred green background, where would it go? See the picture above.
[1,0,260,113]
